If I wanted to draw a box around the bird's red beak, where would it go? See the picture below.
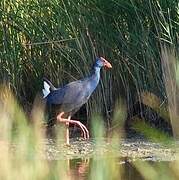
[100,57,112,69]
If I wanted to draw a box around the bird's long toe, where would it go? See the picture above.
[76,122,87,139]
[86,130,90,139]
[76,121,89,139]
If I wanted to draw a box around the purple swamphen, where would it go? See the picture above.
[42,57,112,144]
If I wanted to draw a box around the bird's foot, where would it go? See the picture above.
[64,143,71,147]
[74,121,89,140]
[57,112,90,143]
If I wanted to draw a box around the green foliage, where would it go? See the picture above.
[0,0,179,120]
[132,118,172,143]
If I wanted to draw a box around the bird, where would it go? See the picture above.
[42,57,112,144]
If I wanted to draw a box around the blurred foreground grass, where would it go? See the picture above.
[0,87,179,180]
[0,86,123,179]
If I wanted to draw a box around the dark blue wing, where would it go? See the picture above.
[46,73,100,113]
[46,80,91,106]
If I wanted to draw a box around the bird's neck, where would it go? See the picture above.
[88,66,101,88]
[94,65,101,74]
[83,66,101,96]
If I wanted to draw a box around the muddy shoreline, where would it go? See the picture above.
[43,138,178,161]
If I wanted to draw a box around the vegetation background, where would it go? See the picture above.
[1,0,179,128]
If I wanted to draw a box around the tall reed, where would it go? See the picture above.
[0,0,178,124]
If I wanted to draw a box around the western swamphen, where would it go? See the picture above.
[43,57,112,144]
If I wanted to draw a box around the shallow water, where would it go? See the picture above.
[57,158,140,180]
[48,157,175,180]
[7,138,178,179]
[42,138,178,179]
[43,138,177,161]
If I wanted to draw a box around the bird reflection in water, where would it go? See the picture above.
[66,158,90,180]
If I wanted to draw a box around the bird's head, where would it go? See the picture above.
[95,57,112,69]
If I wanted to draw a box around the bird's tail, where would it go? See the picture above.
[42,78,56,98]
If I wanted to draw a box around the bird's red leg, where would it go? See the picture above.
[66,118,70,145]
[57,112,89,140]
[69,119,89,139]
